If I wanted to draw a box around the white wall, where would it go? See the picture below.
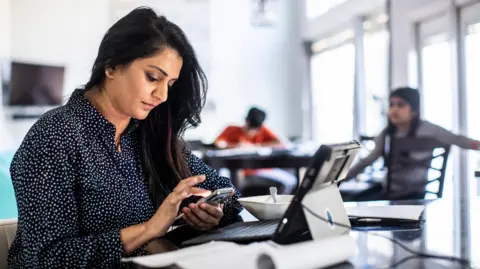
[0,0,15,151]
[10,0,111,97]
[2,0,111,147]
[189,0,303,142]
[0,0,10,59]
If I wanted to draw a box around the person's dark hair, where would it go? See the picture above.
[385,87,421,137]
[383,87,421,165]
[84,7,207,207]
[246,107,266,129]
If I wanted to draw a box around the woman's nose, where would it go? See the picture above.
[152,84,168,104]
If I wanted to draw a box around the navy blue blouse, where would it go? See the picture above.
[7,89,243,269]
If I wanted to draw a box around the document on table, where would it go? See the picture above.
[122,235,356,269]
[346,205,425,221]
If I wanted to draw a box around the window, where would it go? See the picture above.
[418,14,455,203]
[363,29,389,136]
[310,43,355,144]
[465,22,480,265]
[420,37,455,200]
[420,34,454,131]
[417,17,454,257]
[462,2,480,262]
[465,23,480,198]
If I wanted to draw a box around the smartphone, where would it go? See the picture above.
[197,187,235,204]
[173,187,235,222]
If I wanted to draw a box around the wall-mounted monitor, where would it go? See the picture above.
[8,61,64,106]
[1,61,65,119]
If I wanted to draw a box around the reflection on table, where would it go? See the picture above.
[346,198,479,269]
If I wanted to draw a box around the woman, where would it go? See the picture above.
[8,7,242,269]
[347,87,480,199]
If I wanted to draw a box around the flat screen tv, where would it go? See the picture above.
[7,61,64,106]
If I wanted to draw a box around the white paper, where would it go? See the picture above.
[177,243,265,269]
[123,236,357,269]
[121,241,241,268]
[256,235,357,269]
[346,205,425,221]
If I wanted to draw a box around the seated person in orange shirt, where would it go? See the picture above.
[214,107,296,196]
[214,107,282,148]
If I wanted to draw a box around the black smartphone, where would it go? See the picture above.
[173,187,235,223]
[198,187,235,204]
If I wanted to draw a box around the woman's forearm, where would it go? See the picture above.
[120,219,169,254]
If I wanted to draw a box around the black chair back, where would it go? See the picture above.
[386,137,450,199]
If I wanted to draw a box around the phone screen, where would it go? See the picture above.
[204,192,232,203]
[200,188,234,204]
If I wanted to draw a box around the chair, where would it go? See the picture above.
[0,151,14,170]
[342,136,450,201]
[385,137,450,199]
[0,152,17,220]
[0,218,17,269]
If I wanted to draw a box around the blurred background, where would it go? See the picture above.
[2,0,480,196]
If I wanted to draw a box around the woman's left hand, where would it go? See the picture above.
[182,203,224,231]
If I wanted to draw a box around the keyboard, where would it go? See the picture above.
[182,220,280,246]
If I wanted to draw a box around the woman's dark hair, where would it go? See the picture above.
[246,107,266,129]
[84,7,207,207]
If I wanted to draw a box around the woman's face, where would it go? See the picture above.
[105,47,183,120]
[388,96,415,125]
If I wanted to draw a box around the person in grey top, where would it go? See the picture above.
[347,87,480,199]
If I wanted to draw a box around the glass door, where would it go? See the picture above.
[418,15,455,257]
[462,2,480,264]
[463,5,480,199]
[418,16,455,200]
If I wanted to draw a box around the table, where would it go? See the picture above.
[346,198,478,268]
[202,150,312,188]
[136,198,479,269]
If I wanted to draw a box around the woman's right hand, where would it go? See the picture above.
[145,175,211,238]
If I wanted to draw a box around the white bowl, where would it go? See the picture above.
[238,195,294,220]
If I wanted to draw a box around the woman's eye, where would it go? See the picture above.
[146,73,158,82]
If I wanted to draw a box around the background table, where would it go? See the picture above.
[202,149,312,189]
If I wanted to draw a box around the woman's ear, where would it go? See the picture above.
[105,67,115,79]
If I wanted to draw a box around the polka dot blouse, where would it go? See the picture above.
[7,89,243,269]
